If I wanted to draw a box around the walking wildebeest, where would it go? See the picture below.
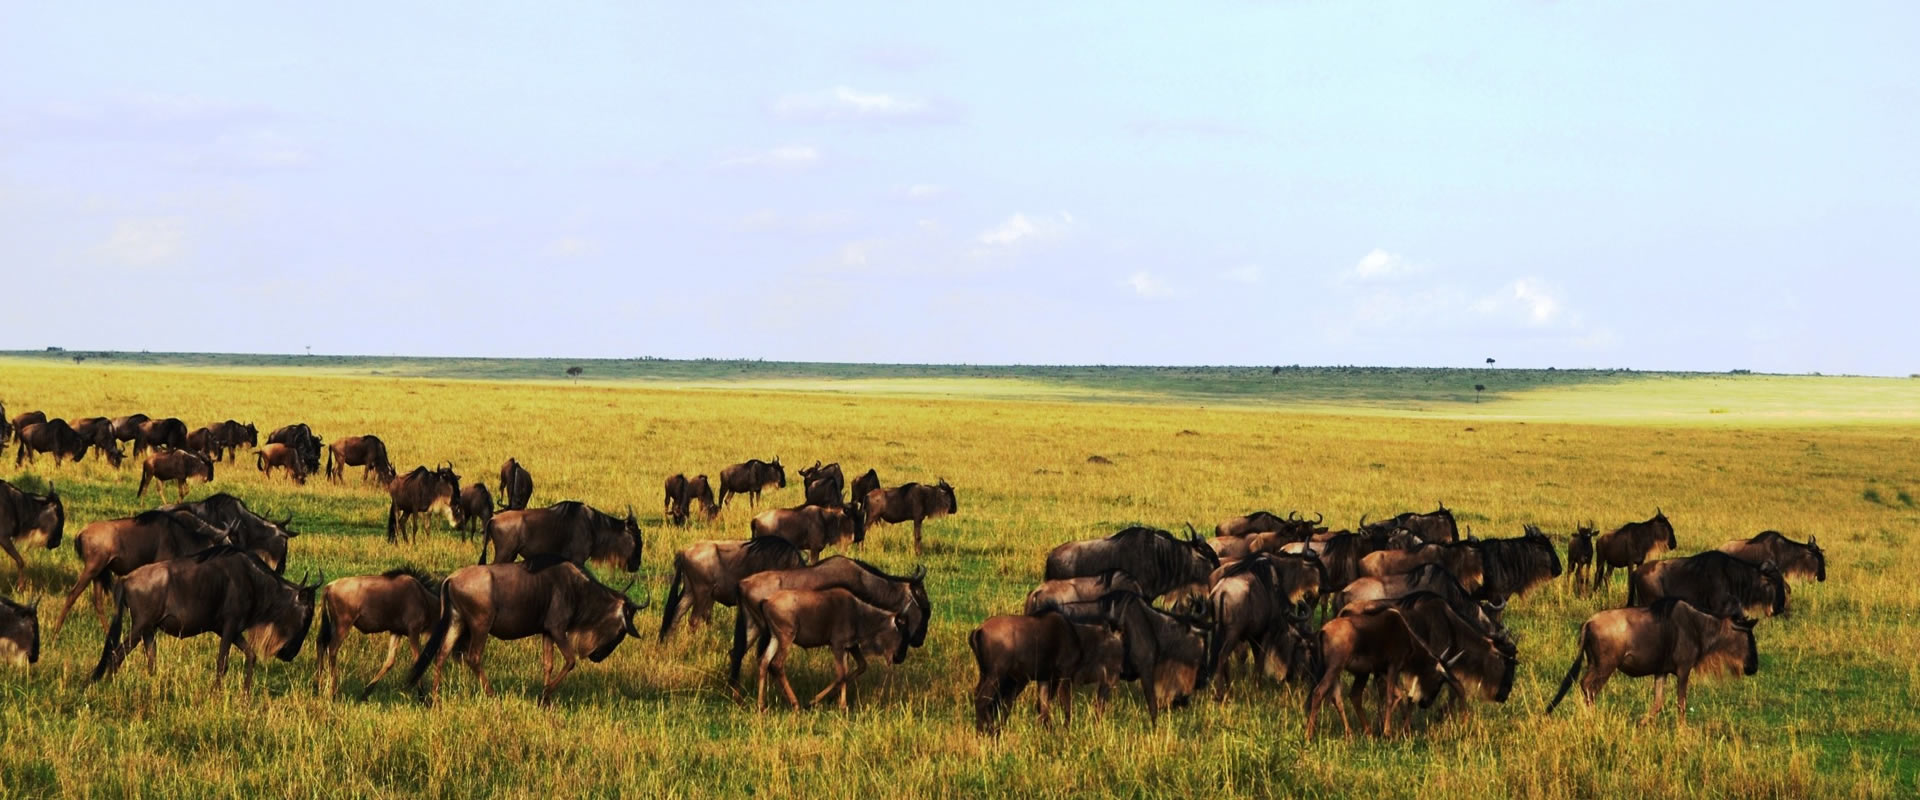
[1024,570,1146,615]
[1566,522,1597,592]
[267,423,323,474]
[718,457,786,509]
[91,546,321,690]
[663,473,718,526]
[157,494,297,575]
[138,448,214,501]
[8,411,47,447]
[327,435,397,483]
[73,417,121,458]
[799,461,845,506]
[1289,532,1394,599]
[1305,606,1463,739]
[1718,531,1825,582]
[970,607,1116,732]
[849,468,881,512]
[134,417,188,457]
[753,586,909,711]
[109,414,148,451]
[863,479,957,555]
[1209,556,1317,700]
[451,483,494,538]
[0,479,63,591]
[498,457,533,511]
[1546,598,1758,724]
[1358,542,1485,594]
[0,596,37,666]
[386,464,460,543]
[208,420,257,462]
[1592,509,1677,594]
[1338,592,1516,717]
[659,537,806,640]
[750,504,865,563]
[1334,563,1504,636]
[1087,590,1214,722]
[49,509,238,641]
[406,557,646,704]
[256,443,309,484]
[1628,551,1788,619]
[185,426,222,459]
[1358,504,1460,544]
[1473,526,1564,602]
[1044,525,1219,602]
[315,567,442,698]
[731,557,931,689]
[477,501,643,573]
[16,420,116,467]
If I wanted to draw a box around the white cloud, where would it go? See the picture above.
[975,212,1073,246]
[1474,278,1563,325]
[906,183,945,199]
[94,217,187,267]
[1126,271,1172,298]
[774,86,950,123]
[720,144,820,169]
[1351,248,1419,280]
[1222,265,1263,283]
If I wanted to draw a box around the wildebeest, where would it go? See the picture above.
[1287,532,1395,598]
[849,468,881,511]
[799,461,845,506]
[16,420,117,467]
[1627,551,1788,618]
[1209,552,1325,607]
[207,420,257,462]
[1592,509,1677,594]
[327,435,397,483]
[1024,570,1146,615]
[451,483,494,537]
[1045,525,1219,602]
[406,557,645,704]
[255,443,309,485]
[1209,556,1317,700]
[134,417,189,457]
[49,509,237,640]
[753,586,909,711]
[750,504,865,563]
[1546,598,1758,724]
[91,547,321,690]
[72,417,122,459]
[0,401,12,450]
[1334,563,1504,636]
[1305,606,1462,738]
[137,448,214,501]
[1216,510,1321,539]
[8,410,47,447]
[109,414,149,450]
[1358,504,1459,544]
[0,479,64,591]
[718,457,786,508]
[315,567,441,698]
[969,608,1115,732]
[267,423,323,474]
[1567,523,1597,592]
[731,557,930,689]
[1358,542,1485,594]
[0,596,37,666]
[386,464,460,542]
[1338,592,1515,716]
[185,426,222,459]
[1473,526,1564,602]
[862,479,957,555]
[659,537,806,640]
[498,457,533,511]
[663,473,718,526]
[477,500,643,573]
[1718,531,1825,582]
[1086,590,1214,722]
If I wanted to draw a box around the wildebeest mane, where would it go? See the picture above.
[743,535,802,560]
[844,556,924,585]
[1686,551,1787,616]
[382,566,443,593]
[1473,534,1562,599]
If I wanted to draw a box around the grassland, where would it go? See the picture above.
[0,357,1916,798]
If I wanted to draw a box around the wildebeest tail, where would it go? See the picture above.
[90,583,130,682]
[1545,625,1588,713]
[727,608,750,687]
[386,502,401,543]
[316,596,337,655]
[1624,573,1639,607]
[657,562,686,641]
[407,581,454,697]
[136,465,152,498]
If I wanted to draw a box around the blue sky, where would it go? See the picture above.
[2,2,1914,373]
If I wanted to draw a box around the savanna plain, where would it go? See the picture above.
[1,355,1917,799]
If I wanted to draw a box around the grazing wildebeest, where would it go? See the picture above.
[0,479,64,591]
[663,473,718,526]
[1305,606,1463,739]
[386,464,460,543]
[1087,590,1214,722]
[799,461,845,506]
[406,557,645,704]
[134,417,188,457]
[1216,510,1321,539]
[158,493,297,577]
[327,435,397,483]
[267,423,323,474]
[0,596,37,667]
[137,448,214,501]
[1593,509,1677,594]
[1209,556,1317,700]
[91,547,320,690]
[1358,542,1485,594]
[969,608,1115,732]
[1474,526,1564,602]
[718,457,786,509]
[750,504,865,563]
[753,586,909,711]
[451,483,494,537]
[1358,504,1460,544]
[659,537,806,640]
[477,501,642,573]
[1334,563,1504,636]
[9,411,47,446]
[16,420,108,467]
[185,426,222,459]
[256,443,310,485]
[731,557,930,689]
[863,479,957,555]
[1546,598,1758,724]
[315,567,441,698]
[207,420,257,462]
[498,458,533,511]
[849,468,881,511]
[1208,552,1325,607]
[109,414,149,450]
[1024,570,1146,615]
[1045,525,1219,602]
[1567,523,1597,592]
[1628,551,1788,619]
[73,417,121,457]
[49,509,236,641]
[1338,592,1515,717]
[1719,531,1825,583]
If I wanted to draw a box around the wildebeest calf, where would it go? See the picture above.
[315,568,442,699]
[138,449,214,502]
[969,608,1110,732]
[256,443,309,485]
[754,586,907,711]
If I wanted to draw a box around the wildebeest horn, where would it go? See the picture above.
[910,565,927,581]
[1184,522,1200,542]
[620,578,637,595]
[1312,511,1323,525]
[1289,510,1301,521]
[309,570,326,590]
[1358,513,1369,528]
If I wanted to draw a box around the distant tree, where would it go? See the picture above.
[566,366,584,380]
[71,355,87,364]
[1486,358,1496,365]
[1474,383,1486,403]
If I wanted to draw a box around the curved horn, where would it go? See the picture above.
[910,565,927,581]
[1358,513,1369,528]
[1312,511,1323,525]
[310,570,326,590]
[1289,510,1301,521]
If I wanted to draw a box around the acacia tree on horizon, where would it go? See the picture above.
[566,365,584,381]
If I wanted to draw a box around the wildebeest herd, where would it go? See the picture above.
[0,399,1826,737]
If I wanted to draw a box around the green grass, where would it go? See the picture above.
[0,357,1916,798]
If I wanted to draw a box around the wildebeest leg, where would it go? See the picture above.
[1378,667,1400,737]
[839,650,868,710]
[1033,674,1053,728]
[1348,673,1371,734]
[1643,676,1667,723]
[1674,667,1692,726]
[213,626,237,689]
[541,638,556,687]
[461,617,494,696]
[142,631,159,676]
[0,536,24,591]
[359,635,406,700]
[1141,664,1161,724]
[538,635,578,706]
[912,518,923,555]
[811,648,849,707]
[236,636,260,693]
[1054,678,1073,726]
[972,672,1002,733]
[1095,681,1111,718]
[755,631,778,711]
[1305,668,1340,739]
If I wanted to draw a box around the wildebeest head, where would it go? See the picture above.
[0,597,39,666]
[838,503,868,544]
[905,565,931,647]
[1651,508,1676,549]
[23,482,64,550]
[252,515,297,574]
[621,507,644,573]
[1735,617,1760,675]
[261,568,323,662]
[1758,560,1789,616]
[237,423,258,448]
[936,478,957,514]
[585,577,648,662]
[98,441,125,468]
[1806,536,1826,581]
[770,457,786,488]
